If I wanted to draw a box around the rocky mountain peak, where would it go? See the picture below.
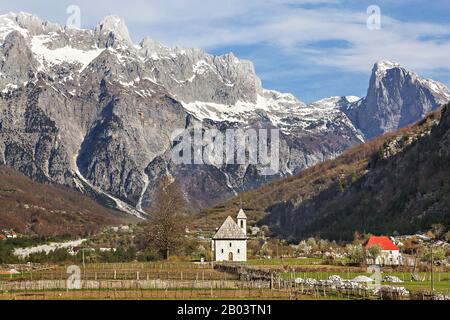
[373,60,401,78]
[0,13,29,40]
[343,61,450,139]
[0,30,36,88]
[95,15,132,45]
[370,60,450,102]
[13,12,44,33]
[140,37,169,55]
[0,12,60,40]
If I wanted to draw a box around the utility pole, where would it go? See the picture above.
[276,243,279,261]
[82,249,85,269]
[430,245,434,292]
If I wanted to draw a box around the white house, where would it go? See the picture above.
[365,236,403,266]
[212,209,248,262]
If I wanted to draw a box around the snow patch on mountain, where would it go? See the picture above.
[181,90,304,124]
[1,83,19,94]
[136,174,150,212]
[418,78,450,102]
[0,13,29,40]
[181,91,366,138]
[308,96,360,109]
[31,34,104,72]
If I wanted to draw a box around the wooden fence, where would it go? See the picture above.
[0,279,271,291]
[214,263,449,301]
[1,262,448,300]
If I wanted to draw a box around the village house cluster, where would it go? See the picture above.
[0,229,17,240]
[211,211,405,265]
[211,210,408,265]
[210,212,449,268]
[110,225,131,233]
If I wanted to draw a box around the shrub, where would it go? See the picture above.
[0,241,18,264]
[345,244,365,266]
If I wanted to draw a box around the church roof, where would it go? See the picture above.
[213,216,247,240]
[237,209,247,219]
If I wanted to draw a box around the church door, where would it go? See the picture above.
[228,252,234,261]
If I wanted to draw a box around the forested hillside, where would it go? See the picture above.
[0,166,124,236]
[196,104,450,241]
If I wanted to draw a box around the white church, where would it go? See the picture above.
[212,209,248,262]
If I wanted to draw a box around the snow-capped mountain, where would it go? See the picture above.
[0,13,448,216]
[343,60,450,139]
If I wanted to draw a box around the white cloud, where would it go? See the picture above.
[115,1,450,74]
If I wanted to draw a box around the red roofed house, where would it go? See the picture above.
[365,236,402,266]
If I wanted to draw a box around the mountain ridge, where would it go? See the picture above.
[196,103,450,241]
[0,12,449,218]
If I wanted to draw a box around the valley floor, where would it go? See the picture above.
[0,261,448,300]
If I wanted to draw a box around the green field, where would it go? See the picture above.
[248,258,323,266]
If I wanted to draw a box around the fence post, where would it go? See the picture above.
[270,273,273,290]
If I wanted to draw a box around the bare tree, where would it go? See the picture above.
[147,177,187,260]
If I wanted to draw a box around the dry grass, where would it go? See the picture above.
[0,262,332,300]
[0,166,125,236]
[0,288,330,300]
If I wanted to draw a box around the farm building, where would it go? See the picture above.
[212,209,248,262]
[365,236,403,266]
[0,229,17,239]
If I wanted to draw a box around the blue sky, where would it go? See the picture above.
[2,0,450,103]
